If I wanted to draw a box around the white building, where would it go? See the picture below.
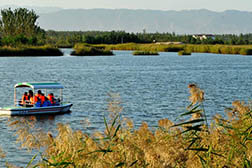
[192,34,216,40]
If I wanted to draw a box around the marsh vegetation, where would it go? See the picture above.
[0,45,63,56]
[71,43,113,56]
[99,43,252,55]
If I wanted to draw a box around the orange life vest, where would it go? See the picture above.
[48,95,55,104]
[30,97,35,104]
[40,95,45,105]
[21,95,28,104]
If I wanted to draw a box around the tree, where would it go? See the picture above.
[0,8,45,45]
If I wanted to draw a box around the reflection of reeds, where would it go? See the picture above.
[0,147,5,159]
[178,50,191,56]
[6,85,252,167]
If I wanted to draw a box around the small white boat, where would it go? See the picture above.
[0,82,72,116]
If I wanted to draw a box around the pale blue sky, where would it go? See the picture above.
[1,0,252,12]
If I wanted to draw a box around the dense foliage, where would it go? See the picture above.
[0,8,45,46]
[45,30,252,47]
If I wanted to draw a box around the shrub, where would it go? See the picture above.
[71,43,114,56]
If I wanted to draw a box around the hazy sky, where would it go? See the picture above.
[1,0,252,12]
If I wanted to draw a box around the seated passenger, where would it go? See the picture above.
[28,91,35,104]
[42,97,52,107]
[35,99,41,107]
[20,92,28,106]
[54,98,61,106]
[40,93,46,105]
[48,93,56,105]
[35,90,42,98]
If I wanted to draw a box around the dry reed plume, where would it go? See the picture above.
[5,84,252,167]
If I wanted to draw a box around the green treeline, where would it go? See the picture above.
[45,31,252,47]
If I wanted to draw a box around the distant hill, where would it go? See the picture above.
[0,5,62,14]
[1,6,252,34]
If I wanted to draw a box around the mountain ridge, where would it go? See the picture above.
[1,6,252,34]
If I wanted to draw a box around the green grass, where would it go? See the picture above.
[132,51,159,56]
[98,43,252,55]
[0,45,63,56]
[97,43,184,52]
[71,43,114,56]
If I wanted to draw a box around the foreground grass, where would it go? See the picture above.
[98,43,252,55]
[4,85,252,168]
[0,45,63,56]
[71,43,114,56]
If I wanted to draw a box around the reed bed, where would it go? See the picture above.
[100,43,252,55]
[0,45,63,56]
[98,43,184,52]
[71,43,114,56]
[5,84,252,168]
[132,51,159,56]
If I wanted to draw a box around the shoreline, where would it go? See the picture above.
[98,43,252,55]
[0,46,63,57]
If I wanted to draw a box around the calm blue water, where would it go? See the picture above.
[1,49,252,166]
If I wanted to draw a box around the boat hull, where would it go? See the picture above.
[0,103,72,116]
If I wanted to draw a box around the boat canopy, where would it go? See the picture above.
[14,82,64,89]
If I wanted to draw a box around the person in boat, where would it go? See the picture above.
[42,96,52,107]
[48,93,56,105]
[39,93,46,105]
[20,92,28,106]
[35,90,42,101]
[28,90,41,106]
[35,97,42,107]
[28,90,35,105]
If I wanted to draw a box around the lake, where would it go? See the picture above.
[1,49,252,166]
